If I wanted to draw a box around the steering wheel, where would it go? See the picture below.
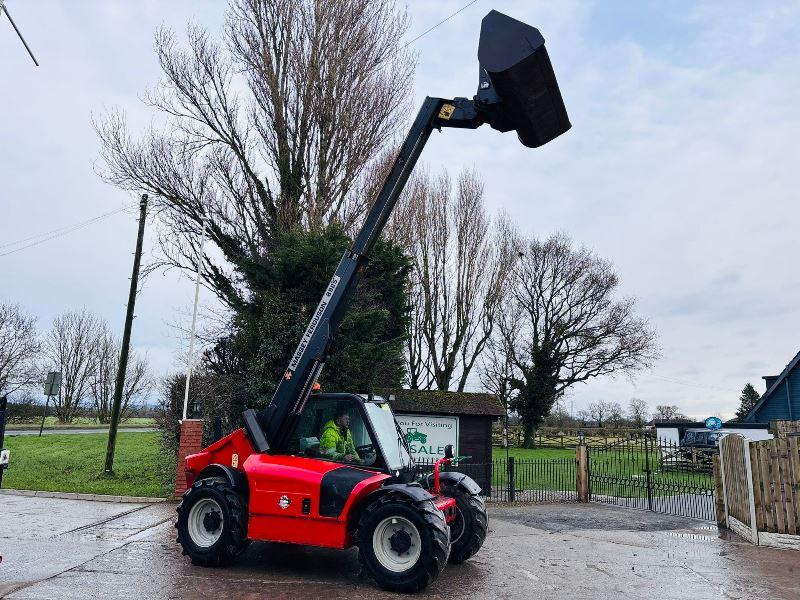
[356,444,377,465]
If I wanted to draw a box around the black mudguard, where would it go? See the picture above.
[427,471,482,495]
[348,481,435,533]
[195,464,249,496]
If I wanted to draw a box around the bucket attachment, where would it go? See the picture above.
[477,10,571,148]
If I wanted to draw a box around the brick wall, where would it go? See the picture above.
[175,419,204,499]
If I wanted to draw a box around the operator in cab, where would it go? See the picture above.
[319,404,361,464]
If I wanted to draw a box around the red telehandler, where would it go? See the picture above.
[175,10,570,593]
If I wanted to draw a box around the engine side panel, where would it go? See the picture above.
[319,467,376,517]
[245,453,388,548]
[185,428,254,489]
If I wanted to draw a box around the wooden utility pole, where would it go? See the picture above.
[104,194,148,473]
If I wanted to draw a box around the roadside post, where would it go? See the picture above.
[40,371,62,436]
[0,395,8,488]
[105,194,148,473]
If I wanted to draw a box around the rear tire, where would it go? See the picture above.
[358,494,450,593]
[443,484,487,564]
[176,476,249,567]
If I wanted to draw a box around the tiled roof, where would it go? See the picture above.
[378,388,504,417]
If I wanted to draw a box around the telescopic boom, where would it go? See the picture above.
[243,10,571,452]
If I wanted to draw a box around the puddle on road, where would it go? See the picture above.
[664,531,718,541]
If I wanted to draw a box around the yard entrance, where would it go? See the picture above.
[587,437,716,521]
[420,436,717,522]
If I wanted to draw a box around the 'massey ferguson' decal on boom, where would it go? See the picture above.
[288,275,341,371]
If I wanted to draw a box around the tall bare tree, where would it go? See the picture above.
[89,324,152,423]
[45,310,102,423]
[95,0,414,309]
[628,397,649,428]
[0,303,40,396]
[479,335,517,448]
[500,233,658,447]
[390,169,516,391]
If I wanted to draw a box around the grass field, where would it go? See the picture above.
[487,445,712,496]
[5,416,155,431]
[492,447,574,460]
[2,432,169,497]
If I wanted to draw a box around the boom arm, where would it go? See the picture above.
[249,97,483,451]
[244,10,572,453]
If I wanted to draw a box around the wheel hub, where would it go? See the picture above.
[389,529,412,554]
[372,515,422,573]
[203,509,222,533]
[187,497,225,548]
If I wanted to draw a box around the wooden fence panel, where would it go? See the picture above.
[718,435,800,547]
[754,442,775,531]
[750,444,765,531]
[770,439,787,534]
[781,440,797,535]
[748,437,800,536]
[721,435,750,527]
[791,436,800,533]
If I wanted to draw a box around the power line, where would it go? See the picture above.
[0,206,134,257]
[1,0,39,66]
[646,375,737,394]
[401,0,481,50]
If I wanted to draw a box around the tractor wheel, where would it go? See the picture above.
[175,476,249,567]
[443,484,488,564]
[357,494,450,593]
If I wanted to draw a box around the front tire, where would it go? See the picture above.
[358,494,450,593]
[443,484,488,564]
[176,476,249,567]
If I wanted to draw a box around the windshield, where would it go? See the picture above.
[364,401,412,472]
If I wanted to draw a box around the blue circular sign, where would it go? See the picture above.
[705,416,722,430]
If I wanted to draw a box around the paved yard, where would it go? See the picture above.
[1,495,798,599]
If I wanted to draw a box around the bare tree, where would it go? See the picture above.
[607,402,625,427]
[628,397,649,428]
[89,324,152,423]
[589,400,621,428]
[391,169,516,391]
[45,310,102,423]
[479,335,517,448]
[653,404,688,422]
[95,0,414,309]
[500,233,658,447]
[0,303,40,395]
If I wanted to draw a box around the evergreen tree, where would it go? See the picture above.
[207,225,411,406]
[733,383,761,422]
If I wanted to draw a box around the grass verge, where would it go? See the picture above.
[5,417,155,431]
[2,432,169,498]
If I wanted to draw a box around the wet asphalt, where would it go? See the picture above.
[1,496,797,599]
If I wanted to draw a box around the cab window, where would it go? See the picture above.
[288,398,380,467]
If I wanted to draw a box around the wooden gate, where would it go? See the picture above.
[719,434,800,549]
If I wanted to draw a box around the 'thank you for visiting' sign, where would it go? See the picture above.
[395,414,459,459]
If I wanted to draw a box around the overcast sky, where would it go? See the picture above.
[2,1,799,420]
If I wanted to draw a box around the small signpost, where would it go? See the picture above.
[40,371,62,437]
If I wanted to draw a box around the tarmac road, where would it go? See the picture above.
[1,496,798,599]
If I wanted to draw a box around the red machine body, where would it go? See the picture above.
[184,428,456,550]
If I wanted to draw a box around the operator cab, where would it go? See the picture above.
[286,393,413,474]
